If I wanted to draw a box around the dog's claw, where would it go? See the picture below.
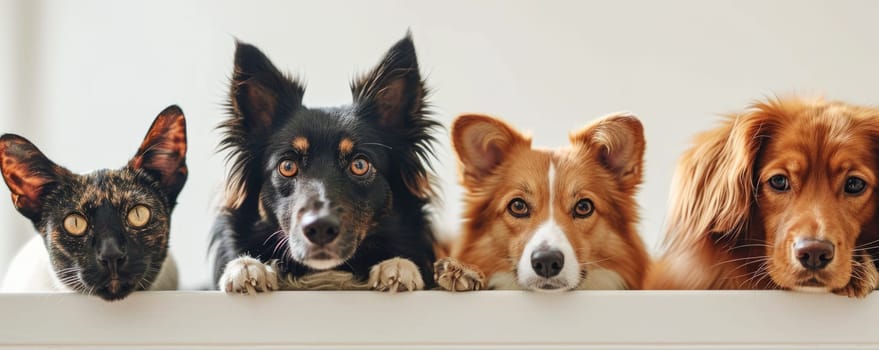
[368,257,424,292]
[434,257,486,292]
[218,256,279,295]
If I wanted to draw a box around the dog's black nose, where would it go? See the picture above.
[531,248,564,278]
[302,214,340,246]
[794,238,834,270]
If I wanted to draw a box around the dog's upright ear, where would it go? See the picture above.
[0,134,71,223]
[352,34,425,129]
[221,40,305,208]
[228,41,304,133]
[452,114,531,188]
[129,105,188,206]
[351,33,440,199]
[570,113,646,191]
[665,103,779,246]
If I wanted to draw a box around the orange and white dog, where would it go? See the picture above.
[645,97,879,298]
[435,113,650,292]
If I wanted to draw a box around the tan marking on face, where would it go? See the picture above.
[292,137,309,154]
[450,114,648,290]
[339,138,354,156]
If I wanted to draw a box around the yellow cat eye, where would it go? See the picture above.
[127,205,151,228]
[63,214,88,236]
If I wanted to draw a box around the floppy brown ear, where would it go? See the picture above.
[665,106,777,246]
[0,134,70,222]
[452,114,530,187]
[571,113,646,190]
[128,105,188,205]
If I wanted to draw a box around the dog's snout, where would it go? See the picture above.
[302,214,340,246]
[531,248,564,278]
[793,238,834,270]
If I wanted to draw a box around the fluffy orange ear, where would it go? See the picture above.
[665,104,780,247]
[570,113,645,190]
[451,114,530,187]
[0,134,71,222]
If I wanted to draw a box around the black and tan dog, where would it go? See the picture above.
[211,34,441,293]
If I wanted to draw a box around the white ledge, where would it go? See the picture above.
[1,291,877,349]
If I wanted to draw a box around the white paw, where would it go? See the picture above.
[218,256,279,295]
[368,257,424,292]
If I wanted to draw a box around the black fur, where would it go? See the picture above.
[0,105,187,301]
[210,34,441,288]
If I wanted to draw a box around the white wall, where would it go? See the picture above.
[2,0,878,289]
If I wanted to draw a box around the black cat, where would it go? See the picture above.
[0,106,188,301]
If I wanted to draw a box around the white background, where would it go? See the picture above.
[1,0,878,289]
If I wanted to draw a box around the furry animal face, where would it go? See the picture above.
[0,106,187,300]
[655,97,879,296]
[753,101,879,291]
[450,113,649,291]
[217,35,438,273]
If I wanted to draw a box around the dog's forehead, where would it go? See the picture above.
[760,111,878,177]
[275,108,360,146]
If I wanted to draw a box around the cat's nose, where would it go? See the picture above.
[97,242,127,273]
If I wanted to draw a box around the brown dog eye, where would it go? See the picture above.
[63,214,88,236]
[768,175,790,192]
[573,199,594,218]
[845,176,867,195]
[127,205,151,228]
[507,198,530,218]
[350,157,371,176]
[278,159,298,177]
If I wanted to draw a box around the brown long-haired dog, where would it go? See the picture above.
[435,113,650,291]
[646,97,879,297]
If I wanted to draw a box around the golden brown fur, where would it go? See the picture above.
[646,97,879,297]
[446,113,649,290]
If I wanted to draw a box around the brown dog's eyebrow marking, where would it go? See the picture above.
[339,138,354,156]
[292,137,309,153]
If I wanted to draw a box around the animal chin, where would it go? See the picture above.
[302,250,347,270]
[291,232,357,270]
[93,279,136,301]
[792,278,831,293]
[522,278,574,292]
[781,272,833,292]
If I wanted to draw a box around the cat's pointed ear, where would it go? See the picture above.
[230,40,304,134]
[570,113,645,190]
[351,33,425,129]
[0,134,70,222]
[129,105,188,204]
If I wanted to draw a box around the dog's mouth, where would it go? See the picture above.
[302,249,347,270]
[790,276,831,293]
[798,277,825,287]
[781,269,837,292]
[521,277,576,292]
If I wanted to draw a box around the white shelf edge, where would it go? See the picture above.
[1,290,877,349]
